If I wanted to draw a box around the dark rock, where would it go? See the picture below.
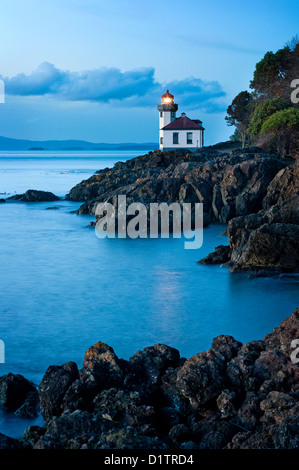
[272,415,299,449]
[253,350,290,386]
[2,308,298,449]
[39,361,79,422]
[168,423,191,444]
[98,427,168,450]
[66,149,286,230]
[160,366,189,416]
[129,344,180,386]
[180,440,199,449]
[226,430,275,449]
[260,391,297,425]
[0,432,23,449]
[211,335,242,361]
[227,340,265,391]
[197,245,231,265]
[263,160,299,210]
[193,416,237,449]
[227,159,299,273]
[61,379,92,413]
[0,198,5,203]
[92,388,155,428]
[7,189,60,202]
[21,426,45,448]
[263,307,299,357]
[216,389,237,418]
[0,373,36,411]
[14,390,39,418]
[34,410,114,449]
[229,222,299,273]
[234,392,262,431]
[80,341,124,391]
[176,349,227,408]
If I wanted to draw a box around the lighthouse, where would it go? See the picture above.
[157,90,204,151]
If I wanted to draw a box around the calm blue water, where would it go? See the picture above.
[0,151,298,438]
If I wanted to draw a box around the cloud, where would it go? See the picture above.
[3,62,67,96]
[1,62,226,113]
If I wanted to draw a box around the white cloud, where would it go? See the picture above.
[1,62,226,113]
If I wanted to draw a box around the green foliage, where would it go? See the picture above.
[260,107,299,134]
[247,98,289,136]
[229,128,242,142]
[225,91,252,147]
[250,47,293,98]
[225,91,252,127]
[225,36,299,156]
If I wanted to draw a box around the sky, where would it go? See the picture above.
[0,0,298,145]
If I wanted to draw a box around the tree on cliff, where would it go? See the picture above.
[226,37,299,158]
[249,47,293,99]
[225,91,252,148]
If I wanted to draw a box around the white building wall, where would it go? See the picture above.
[162,130,203,150]
[159,111,176,150]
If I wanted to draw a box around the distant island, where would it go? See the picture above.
[0,136,158,152]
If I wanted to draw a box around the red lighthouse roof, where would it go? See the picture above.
[162,113,204,131]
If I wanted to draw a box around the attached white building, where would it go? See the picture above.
[157,90,204,151]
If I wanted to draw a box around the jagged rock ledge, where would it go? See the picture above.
[197,158,299,273]
[0,308,298,449]
[65,147,286,226]
[65,146,298,274]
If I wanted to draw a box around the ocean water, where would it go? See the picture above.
[0,151,298,438]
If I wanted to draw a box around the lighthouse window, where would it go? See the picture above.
[173,133,179,144]
[187,132,193,144]
[160,137,163,145]
[160,112,163,117]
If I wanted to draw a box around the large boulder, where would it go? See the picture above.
[0,433,23,449]
[8,189,60,202]
[197,245,231,265]
[0,373,37,411]
[39,362,79,422]
[263,160,299,210]
[228,221,299,272]
[176,349,227,408]
[80,341,125,390]
[129,344,180,387]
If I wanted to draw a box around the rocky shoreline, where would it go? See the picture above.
[1,145,298,450]
[0,308,298,449]
[65,146,298,274]
[4,146,298,273]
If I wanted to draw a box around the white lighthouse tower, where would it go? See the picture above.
[157,90,178,150]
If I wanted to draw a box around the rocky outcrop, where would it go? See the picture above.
[66,148,285,226]
[228,219,299,273]
[66,146,299,273]
[0,373,39,417]
[1,308,298,449]
[197,245,231,265]
[227,160,299,273]
[198,159,299,272]
[7,190,60,202]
